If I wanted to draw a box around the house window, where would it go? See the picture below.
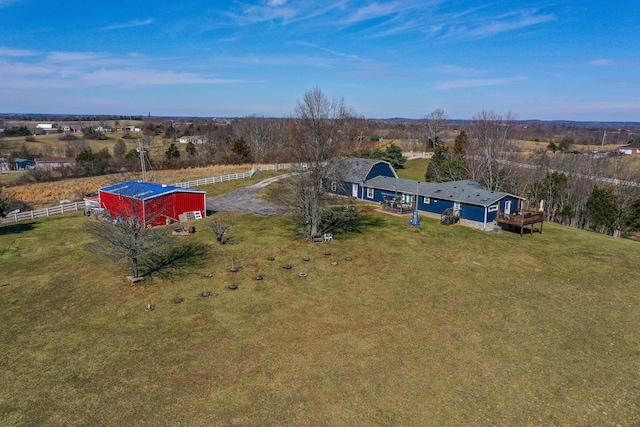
[488,204,498,212]
[366,188,374,199]
[331,181,337,192]
[423,197,431,204]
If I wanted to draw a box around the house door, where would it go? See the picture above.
[352,184,358,197]
[453,202,461,212]
[504,200,512,214]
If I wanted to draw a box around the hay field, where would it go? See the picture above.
[2,165,253,209]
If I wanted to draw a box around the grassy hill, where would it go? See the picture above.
[1,174,639,425]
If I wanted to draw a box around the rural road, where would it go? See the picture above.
[206,174,289,216]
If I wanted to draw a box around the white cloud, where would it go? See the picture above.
[588,58,616,67]
[427,7,556,42]
[0,50,245,91]
[100,19,154,31]
[437,76,526,90]
[0,47,38,57]
[267,0,287,5]
[344,2,401,24]
[439,64,486,76]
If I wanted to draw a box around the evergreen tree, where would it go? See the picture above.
[382,143,406,169]
[585,185,621,235]
[622,197,640,232]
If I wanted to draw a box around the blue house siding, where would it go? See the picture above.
[417,197,453,215]
[460,204,485,223]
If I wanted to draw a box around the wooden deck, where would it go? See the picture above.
[496,210,545,237]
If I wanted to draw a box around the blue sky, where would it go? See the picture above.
[0,0,638,121]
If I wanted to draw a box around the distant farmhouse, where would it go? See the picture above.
[34,157,76,170]
[328,157,531,232]
[179,135,204,144]
[63,125,85,133]
[615,142,640,156]
[120,126,142,133]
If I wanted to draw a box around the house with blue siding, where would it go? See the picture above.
[326,157,398,198]
[361,176,525,230]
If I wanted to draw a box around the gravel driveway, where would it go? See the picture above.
[205,174,289,216]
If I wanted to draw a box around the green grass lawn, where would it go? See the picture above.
[397,158,430,181]
[1,180,640,425]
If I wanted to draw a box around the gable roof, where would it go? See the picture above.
[99,181,205,201]
[333,157,397,183]
[363,176,524,207]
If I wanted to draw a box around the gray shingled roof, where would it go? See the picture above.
[363,176,524,207]
[332,157,397,183]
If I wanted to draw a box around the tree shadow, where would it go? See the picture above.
[341,213,387,234]
[0,222,37,236]
[322,210,387,237]
[142,242,211,279]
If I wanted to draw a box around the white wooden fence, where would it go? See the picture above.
[0,164,294,225]
[0,202,87,225]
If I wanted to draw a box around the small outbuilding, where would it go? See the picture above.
[98,181,206,227]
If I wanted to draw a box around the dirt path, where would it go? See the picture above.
[205,174,289,216]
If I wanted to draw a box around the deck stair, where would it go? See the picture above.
[441,208,460,225]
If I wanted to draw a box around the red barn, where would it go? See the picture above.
[99,181,206,227]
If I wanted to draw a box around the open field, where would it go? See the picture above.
[1,176,639,425]
[0,132,141,156]
[397,158,430,181]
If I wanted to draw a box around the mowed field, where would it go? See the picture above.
[1,169,640,425]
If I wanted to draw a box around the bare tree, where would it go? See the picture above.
[236,115,284,163]
[207,215,233,244]
[65,138,90,157]
[466,110,518,191]
[421,109,448,149]
[85,201,169,279]
[281,87,357,240]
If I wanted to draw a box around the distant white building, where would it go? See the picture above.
[179,135,204,144]
[121,126,142,133]
[35,124,59,134]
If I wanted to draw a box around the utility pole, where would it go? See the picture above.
[137,139,147,182]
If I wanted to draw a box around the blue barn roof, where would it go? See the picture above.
[363,176,524,207]
[99,181,205,201]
